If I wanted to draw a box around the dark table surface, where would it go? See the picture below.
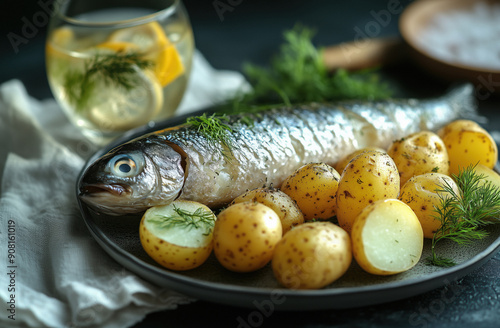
[2,1,500,327]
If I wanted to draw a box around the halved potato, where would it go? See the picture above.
[139,200,217,271]
[351,199,423,275]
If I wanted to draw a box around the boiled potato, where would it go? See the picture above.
[334,147,386,175]
[473,164,500,189]
[139,200,217,271]
[230,187,304,235]
[439,119,479,132]
[272,222,351,289]
[351,199,423,275]
[280,163,340,221]
[399,173,459,239]
[336,150,400,234]
[213,202,282,272]
[387,131,449,187]
[472,164,500,222]
[438,120,498,176]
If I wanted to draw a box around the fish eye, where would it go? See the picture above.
[106,153,144,178]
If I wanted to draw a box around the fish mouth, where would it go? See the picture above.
[79,183,139,216]
[79,183,131,197]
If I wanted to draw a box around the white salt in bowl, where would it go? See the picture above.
[400,0,500,95]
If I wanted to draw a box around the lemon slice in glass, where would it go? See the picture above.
[47,26,74,48]
[108,21,169,51]
[108,21,185,86]
[46,27,76,80]
[46,26,76,63]
[86,67,163,132]
[78,39,164,132]
[154,45,185,86]
[93,41,139,53]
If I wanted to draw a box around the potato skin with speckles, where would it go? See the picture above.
[387,131,449,187]
[399,173,459,239]
[272,222,351,289]
[280,163,340,221]
[437,120,498,176]
[139,200,216,271]
[336,150,400,234]
[230,187,304,235]
[334,147,386,175]
[213,202,282,273]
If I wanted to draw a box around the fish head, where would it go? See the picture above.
[79,139,185,215]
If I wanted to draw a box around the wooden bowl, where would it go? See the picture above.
[399,0,500,96]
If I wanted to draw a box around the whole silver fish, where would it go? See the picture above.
[79,84,477,215]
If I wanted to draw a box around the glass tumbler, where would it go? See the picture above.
[46,0,194,145]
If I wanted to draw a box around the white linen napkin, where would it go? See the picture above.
[0,51,250,328]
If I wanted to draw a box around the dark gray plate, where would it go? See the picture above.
[77,112,500,310]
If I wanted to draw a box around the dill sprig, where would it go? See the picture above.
[63,51,153,112]
[186,113,238,158]
[148,205,216,236]
[427,165,500,267]
[232,25,392,109]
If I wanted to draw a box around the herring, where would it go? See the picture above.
[79,84,477,216]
